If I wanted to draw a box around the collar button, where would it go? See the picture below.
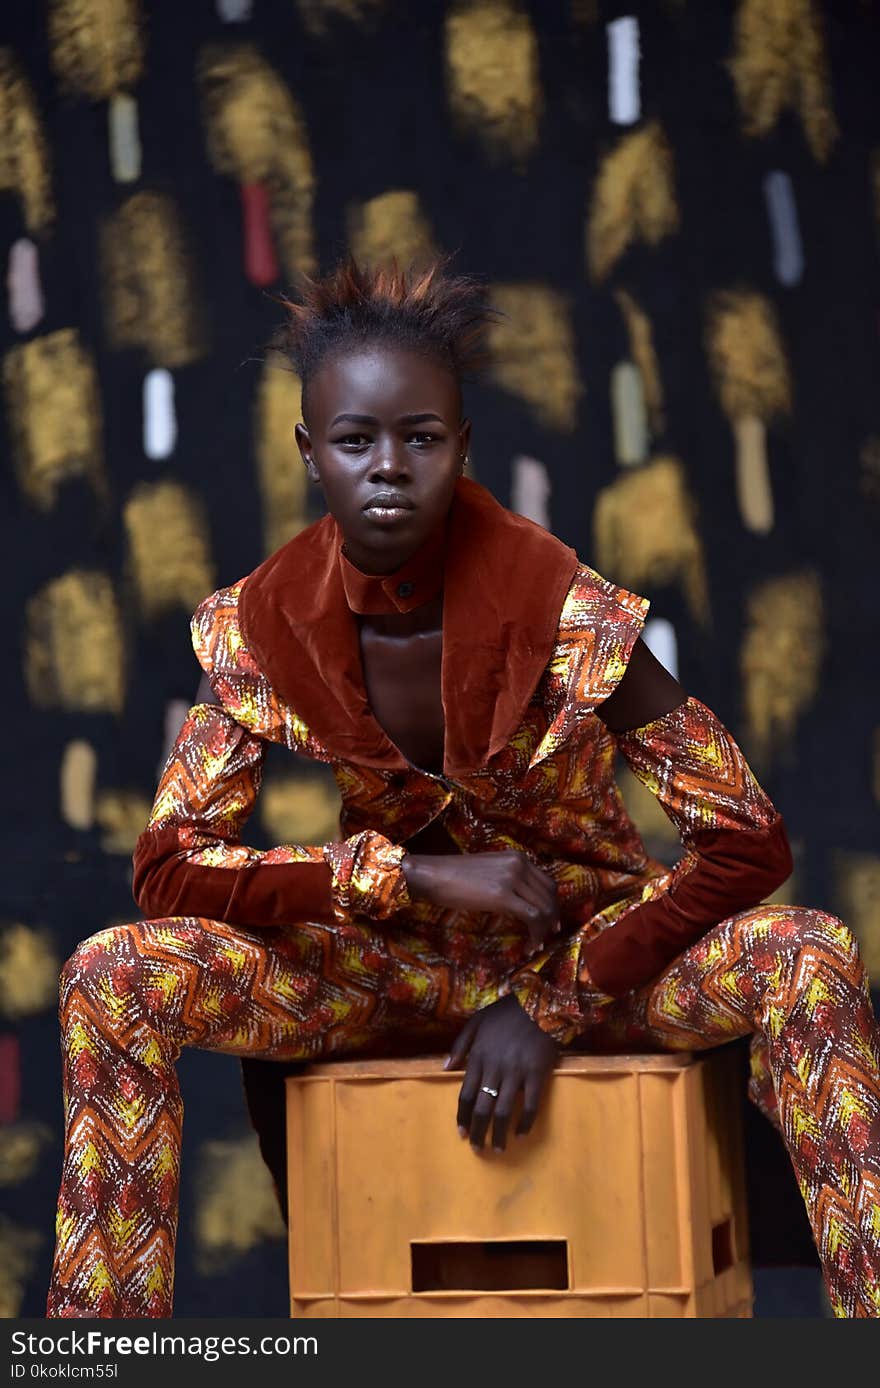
[397,581,415,598]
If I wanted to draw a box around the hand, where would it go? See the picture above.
[445,993,560,1151]
[402,849,561,952]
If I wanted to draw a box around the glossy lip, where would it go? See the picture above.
[362,490,415,512]
[363,505,413,524]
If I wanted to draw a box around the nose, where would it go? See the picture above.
[368,437,410,481]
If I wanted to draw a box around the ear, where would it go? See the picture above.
[294,422,320,483]
[459,417,472,471]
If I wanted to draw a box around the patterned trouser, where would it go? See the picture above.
[46,903,880,1318]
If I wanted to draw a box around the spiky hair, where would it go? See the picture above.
[273,253,500,421]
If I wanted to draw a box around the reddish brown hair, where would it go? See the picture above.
[273,253,500,420]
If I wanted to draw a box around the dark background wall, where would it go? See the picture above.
[1,0,878,1318]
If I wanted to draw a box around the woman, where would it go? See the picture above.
[46,257,880,1318]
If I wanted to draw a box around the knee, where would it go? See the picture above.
[59,923,136,997]
[746,905,863,975]
[792,908,860,963]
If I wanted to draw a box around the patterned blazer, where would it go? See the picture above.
[132,476,792,1045]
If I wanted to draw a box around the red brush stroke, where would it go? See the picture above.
[0,1034,21,1122]
[240,182,279,286]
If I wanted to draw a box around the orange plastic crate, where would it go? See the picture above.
[285,1049,753,1318]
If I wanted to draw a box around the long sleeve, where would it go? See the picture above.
[579,695,793,995]
[132,702,412,928]
[505,683,793,1041]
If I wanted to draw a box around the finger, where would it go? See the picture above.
[468,1071,502,1151]
[513,890,558,950]
[507,874,554,930]
[456,1053,484,1137]
[515,1066,549,1137]
[524,861,560,912]
[491,1070,522,1153]
[445,1013,480,1071]
[518,866,558,914]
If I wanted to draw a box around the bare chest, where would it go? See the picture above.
[359,628,445,776]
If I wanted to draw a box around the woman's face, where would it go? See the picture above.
[294,342,471,573]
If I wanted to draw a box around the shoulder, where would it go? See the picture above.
[552,557,646,705]
[555,562,651,698]
[189,580,306,747]
[524,563,651,766]
[190,580,254,687]
[559,561,650,632]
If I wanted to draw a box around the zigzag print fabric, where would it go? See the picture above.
[46,902,880,1317]
[45,653,880,1317]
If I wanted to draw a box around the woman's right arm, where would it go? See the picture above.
[132,698,412,929]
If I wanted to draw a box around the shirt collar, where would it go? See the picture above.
[237,476,581,777]
[336,510,449,615]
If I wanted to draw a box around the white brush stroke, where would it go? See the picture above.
[109,93,141,183]
[144,368,177,460]
[607,16,640,126]
[642,617,679,681]
[511,455,552,529]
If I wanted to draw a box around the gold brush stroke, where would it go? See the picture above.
[256,358,310,557]
[487,283,582,432]
[48,0,144,100]
[347,190,437,271]
[295,0,385,38]
[705,290,792,421]
[102,192,205,367]
[123,480,215,619]
[3,330,105,511]
[592,455,709,625]
[0,1122,53,1187]
[728,0,838,164]
[0,50,54,233]
[199,43,315,277]
[94,791,153,854]
[740,570,823,766]
[587,122,680,283]
[0,1218,42,1318]
[260,774,342,845]
[25,571,126,714]
[194,1135,286,1273]
[60,739,97,831]
[0,924,60,1020]
[614,289,665,435]
[445,0,542,168]
[834,851,880,983]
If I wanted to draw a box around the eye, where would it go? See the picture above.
[337,433,371,448]
[409,432,440,445]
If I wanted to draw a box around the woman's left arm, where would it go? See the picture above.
[582,637,794,996]
[451,636,793,1149]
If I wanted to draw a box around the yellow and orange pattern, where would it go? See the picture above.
[45,898,880,1317]
[45,562,880,1317]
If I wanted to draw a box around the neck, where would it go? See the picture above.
[358,591,443,639]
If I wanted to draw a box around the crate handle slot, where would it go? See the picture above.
[712,1218,735,1275]
[411,1239,569,1292]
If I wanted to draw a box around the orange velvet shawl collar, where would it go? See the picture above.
[237,476,580,778]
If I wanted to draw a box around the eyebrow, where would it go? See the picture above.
[329,412,445,427]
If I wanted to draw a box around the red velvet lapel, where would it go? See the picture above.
[238,476,580,778]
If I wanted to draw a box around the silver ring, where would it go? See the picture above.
[481,1085,499,1099]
